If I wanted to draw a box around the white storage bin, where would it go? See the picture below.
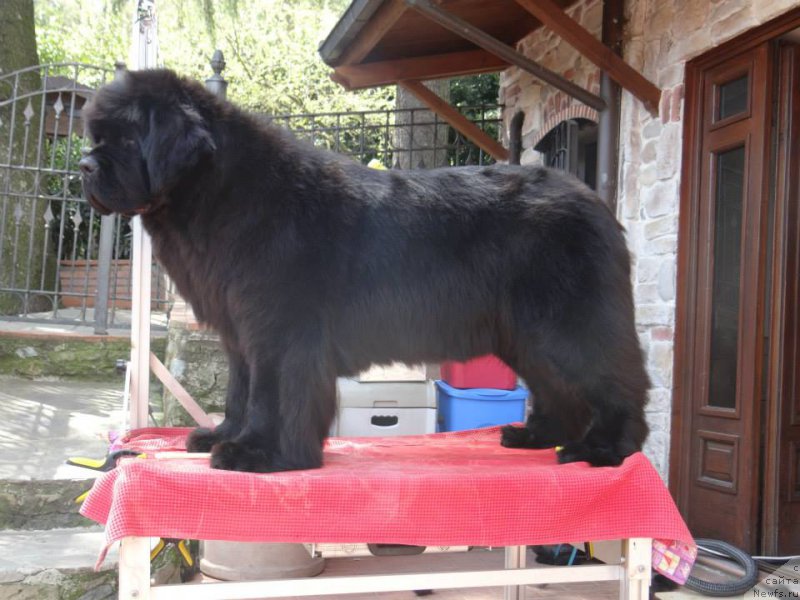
[336,406,436,437]
[337,378,436,409]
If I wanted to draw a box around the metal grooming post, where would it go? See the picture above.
[128,4,217,430]
[128,0,158,429]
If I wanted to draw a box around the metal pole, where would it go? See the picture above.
[93,220,114,335]
[508,111,524,165]
[92,67,128,335]
[128,0,158,430]
[596,0,623,212]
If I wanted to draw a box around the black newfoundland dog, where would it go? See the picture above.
[80,70,650,472]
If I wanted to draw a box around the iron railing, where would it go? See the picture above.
[270,104,500,170]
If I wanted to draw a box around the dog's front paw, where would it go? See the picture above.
[210,441,273,472]
[186,427,220,452]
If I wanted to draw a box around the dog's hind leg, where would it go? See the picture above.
[537,312,649,467]
[186,349,249,452]
[500,359,591,450]
[555,338,650,466]
[500,285,649,467]
[500,404,571,450]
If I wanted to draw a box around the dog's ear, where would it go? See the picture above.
[143,103,215,194]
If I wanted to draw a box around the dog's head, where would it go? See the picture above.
[80,69,216,216]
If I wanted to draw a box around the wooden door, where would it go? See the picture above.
[764,42,800,555]
[673,42,772,551]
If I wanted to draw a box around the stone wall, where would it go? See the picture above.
[161,301,228,427]
[500,0,603,162]
[0,333,166,381]
[499,0,800,479]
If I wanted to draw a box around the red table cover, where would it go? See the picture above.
[81,426,695,580]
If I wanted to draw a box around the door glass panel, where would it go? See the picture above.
[717,75,749,120]
[708,146,745,409]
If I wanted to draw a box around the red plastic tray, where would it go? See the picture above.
[440,355,517,390]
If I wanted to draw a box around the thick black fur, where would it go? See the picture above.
[80,69,650,472]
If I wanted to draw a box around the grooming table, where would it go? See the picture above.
[81,427,694,600]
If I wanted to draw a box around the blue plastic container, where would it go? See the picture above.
[435,380,528,432]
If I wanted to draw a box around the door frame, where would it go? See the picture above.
[671,6,800,553]
[765,40,800,555]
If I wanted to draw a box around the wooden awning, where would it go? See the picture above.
[319,0,661,162]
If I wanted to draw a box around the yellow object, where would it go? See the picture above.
[68,457,108,470]
[367,159,387,170]
[67,450,144,472]
[151,538,194,567]
[150,539,166,562]
[74,490,90,504]
[177,540,194,567]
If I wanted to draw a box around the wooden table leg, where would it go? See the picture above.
[119,536,152,600]
[504,545,527,600]
[619,538,651,600]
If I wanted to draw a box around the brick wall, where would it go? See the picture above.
[500,0,800,479]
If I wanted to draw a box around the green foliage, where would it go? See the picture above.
[35,0,130,68]
[34,0,395,115]
[449,74,501,166]
[450,73,500,108]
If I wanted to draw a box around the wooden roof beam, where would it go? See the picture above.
[332,49,509,90]
[514,0,661,112]
[398,79,509,162]
[405,0,606,112]
[337,0,407,66]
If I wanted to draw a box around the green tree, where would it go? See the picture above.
[34,0,394,115]
[0,0,54,313]
[450,73,500,108]
[35,0,130,68]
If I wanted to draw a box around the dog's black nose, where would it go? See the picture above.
[78,155,98,175]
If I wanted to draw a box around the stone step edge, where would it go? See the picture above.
[0,527,118,600]
[0,478,99,531]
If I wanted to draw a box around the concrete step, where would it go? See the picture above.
[0,478,96,530]
[0,527,118,599]
[0,377,126,532]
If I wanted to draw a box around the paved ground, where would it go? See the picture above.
[0,527,117,573]
[0,308,164,481]
[0,378,126,480]
[0,307,167,338]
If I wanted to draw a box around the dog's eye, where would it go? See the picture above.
[121,137,136,148]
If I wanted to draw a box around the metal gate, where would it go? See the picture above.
[0,60,501,333]
[0,62,171,331]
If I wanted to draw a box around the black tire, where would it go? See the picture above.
[683,539,759,597]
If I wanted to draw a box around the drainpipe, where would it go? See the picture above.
[597,0,624,214]
[508,111,525,165]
